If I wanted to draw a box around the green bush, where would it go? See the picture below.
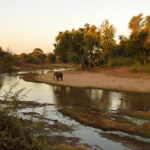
[0,86,49,150]
[107,57,134,67]
[48,53,56,63]
[146,64,150,73]
[130,62,142,73]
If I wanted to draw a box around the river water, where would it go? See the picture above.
[0,69,150,150]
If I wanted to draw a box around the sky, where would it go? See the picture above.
[0,0,150,54]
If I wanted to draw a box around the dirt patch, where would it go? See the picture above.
[21,73,40,82]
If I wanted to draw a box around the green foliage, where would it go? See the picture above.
[19,48,46,64]
[128,13,150,65]
[68,52,80,64]
[146,64,150,73]
[0,85,50,150]
[1,13,150,69]
[32,48,46,64]
[0,48,13,72]
[48,53,56,63]
[54,21,116,65]
[20,53,34,63]
[0,112,47,150]
[12,54,19,65]
[107,57,134,67]
[130,62,142,73]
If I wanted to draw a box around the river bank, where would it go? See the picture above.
[4,68,150,150]
[29,66,150,93]
[0,62,78,73]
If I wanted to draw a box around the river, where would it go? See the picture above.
[0,68,150,150]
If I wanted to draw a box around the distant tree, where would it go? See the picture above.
[54,31,72,63]
[54,20,116,66]
[32,48,46,64]
[48,53,56,63]
[20,53,34,63]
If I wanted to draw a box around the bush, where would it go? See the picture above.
[107,57,134,67]
[12,55,19,65]
[146,64,150,73]
[0,86,49,150]
[48,54,56,63]
[130,62,142,73]
[68,52,80,64]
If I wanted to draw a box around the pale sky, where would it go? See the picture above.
[0,0,150,54]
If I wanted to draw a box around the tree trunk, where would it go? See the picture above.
[139,50,147,65]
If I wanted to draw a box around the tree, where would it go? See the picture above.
[32,48,46,64]
[53,20,116,66]
[54,31,72,63]
[128,14,150,64]
[100,20,116,62]
[84,25,101,66]
[48,53,56,64]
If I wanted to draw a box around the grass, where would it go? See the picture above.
[120,111,150,121]
[107,57,134,67]
[146,64,150,73]
[130,62,142,73]
[60,107,150,138]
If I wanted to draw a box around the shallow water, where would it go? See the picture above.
[1,69,150,150]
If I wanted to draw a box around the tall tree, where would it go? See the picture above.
[100,20,116,62]
[84,25,101,66]
[129,14,150,64]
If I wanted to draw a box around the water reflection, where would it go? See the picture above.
[0,75,3,89]
[1,71,150,149]
[1,72,150,112]
[53,86,150,111]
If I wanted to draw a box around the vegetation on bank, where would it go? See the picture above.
[0,86,88,150]
[1,13,150,73]
[0,86,49,150]
[60,107,150,138]
[54,13,150,69]
[0,47,57,73]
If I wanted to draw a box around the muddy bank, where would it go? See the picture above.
[0,100,54,109]
[0,99,89,150]
[0,62,78,73]
[101,133,150,150]
[60,107,150,138]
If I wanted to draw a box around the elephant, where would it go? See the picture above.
[53,72,63,81]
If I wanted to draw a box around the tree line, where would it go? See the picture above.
[0,47,56,72]
[54,13,150,67]
[1,13,150,72]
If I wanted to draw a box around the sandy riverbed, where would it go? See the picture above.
[35,67,150,93]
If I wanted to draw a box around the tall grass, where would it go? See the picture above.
[107,57,134,67]
[130,62,142,73]
[146,64,150,73]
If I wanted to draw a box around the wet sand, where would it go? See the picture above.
[35,67,150,93]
